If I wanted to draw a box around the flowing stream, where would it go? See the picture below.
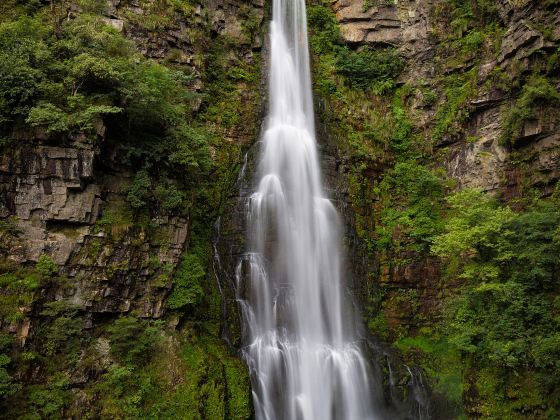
[236,0,382,418]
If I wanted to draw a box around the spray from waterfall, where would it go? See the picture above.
[236,0,383,418]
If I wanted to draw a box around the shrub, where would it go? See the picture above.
[335,48,405,91]
[166,254,205,311]
[107,317,163,365]
[431,189,560,415]
[35,254,58,277]
[307,4,341,54]
[40,301,82,357]
[126,170,151,210]
[374,161,445,251]
[500,76,560,145]
[0,334,18,397]
[0,13,211,191]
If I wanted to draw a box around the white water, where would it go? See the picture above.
[236,0,381,419]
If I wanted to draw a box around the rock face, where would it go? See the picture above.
[0,5,264,413]
[0,0,264,316]
[334,0,434,59]
[333,0,560,195]
[0,138,191,319]
[0,146,99,264]
[312,0,560,416]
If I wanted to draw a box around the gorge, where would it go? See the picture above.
[0,0,559,419]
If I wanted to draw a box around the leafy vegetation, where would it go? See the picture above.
[107,317,164,365]
[0,6,211,216]
[309,1,560,417]
[433,69,477,141]
[0,1,259,417]
[429,188,560,416]
[374,162,446,253]
[500,75,560,145]
[335,48,405,93]
[384,188,560,417]
[166,253,205,311]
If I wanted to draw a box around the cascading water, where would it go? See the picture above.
[236,0,382,419]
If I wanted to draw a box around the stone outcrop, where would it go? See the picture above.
[0,141,191,319]
[0,0,264,329]
[0,146,100,264]
[333,0,434,59]
[332,0,560,196]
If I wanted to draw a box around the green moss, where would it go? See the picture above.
[166,254,205,310]
[335,48,405,93]
[500,75,560,145]
[367,312,389,340]
[200,42,261,132]
[395,334,464,407]
[433,69,477,141]
[86,330,250,420]
[93,196,134,240]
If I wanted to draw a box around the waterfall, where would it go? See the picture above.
[235,0,383,418]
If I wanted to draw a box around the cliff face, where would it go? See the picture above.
[333,0,560,195]
[308,0,560,417]
[0,0,263,417]
[1,0,559,418]
[1,0,263,325]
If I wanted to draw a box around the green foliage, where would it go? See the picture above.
[93,195,134,240]
[166,254,205,311]
[335,48,405,92]
[92,332,251,420]
[0,259,43,322]
[240,4,261,44]
[439,0,499,39]
[126,169,152,210]
[374,161,445,252]
[0,334,18,398]
[421,88,437,107]
[107,317,163,365]
[165,337,251,419]
[126,170,188,213]
[0,11,211,196]
[27,373,72,418]
[367,312,389,340]
[390,87,414,152]
[431,189,514,264]
[40,301,82,358]
[200,38,260,133]
[0,216,22,255]
[0,2,257,418]
[307,4,341,54]
[431,188,560,416]
[26,101,121,133]
[396,334,464,406]
[500,75,560,145]
[433,69,477,141]
[154,182,185,212]
[35,254,58,277]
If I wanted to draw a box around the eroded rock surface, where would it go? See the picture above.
[334,0,434,59]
